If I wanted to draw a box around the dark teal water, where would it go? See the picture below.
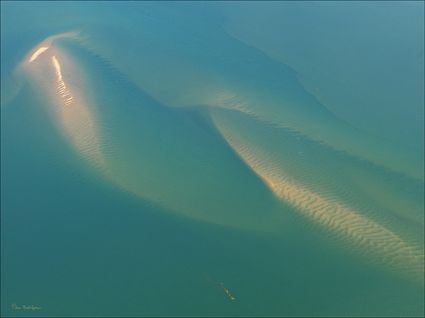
[1,2,424,317]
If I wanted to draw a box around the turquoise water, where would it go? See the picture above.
[1,2,424,317]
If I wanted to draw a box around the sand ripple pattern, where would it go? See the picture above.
[51,54,105,170]
[22,34,106,172]
[213,120,424,281]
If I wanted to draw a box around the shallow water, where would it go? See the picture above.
[1,2,424,317]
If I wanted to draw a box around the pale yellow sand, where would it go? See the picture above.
[211,114,424,282]
[20,33,105,170]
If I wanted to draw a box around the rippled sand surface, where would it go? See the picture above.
[1,2,423,317]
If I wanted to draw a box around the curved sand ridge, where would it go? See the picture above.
[211,113,424,282]
[21,32,105,170]
[19,33,283,233]
[206,105,424,246]
[18,34,424,280]
[204,89,424,181]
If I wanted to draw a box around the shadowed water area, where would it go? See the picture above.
[1,2,424,317]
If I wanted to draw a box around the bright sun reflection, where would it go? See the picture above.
[29,46,49,62]
[52,56,73,106]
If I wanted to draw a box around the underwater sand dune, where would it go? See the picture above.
[17,32,424,283]
[206,104,424,246]
[210,109,424,282]
[19,34,289,233]
[1,3,423,316]
[205,88,424,181]
[73,24,424,180]
[20,33,105,170]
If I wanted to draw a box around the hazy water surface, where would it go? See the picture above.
[1,2,424,317]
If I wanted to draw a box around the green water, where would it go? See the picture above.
[1,2,424,317]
